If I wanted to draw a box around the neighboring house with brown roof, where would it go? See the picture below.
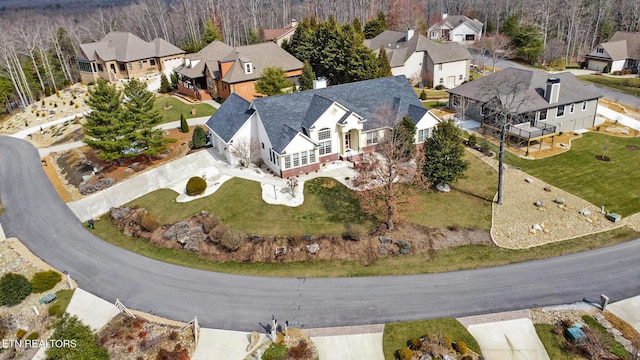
[585,31,640,73]
[261,19,298,46]
[365,29,471,88]
[448,68,602,151]
[427,14,483,42]
[175,41,303,101]
[77,31,185,84]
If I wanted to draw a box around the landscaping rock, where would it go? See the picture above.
[534,200,545,208]
[306,244,319,254]
[532,224,543,231]
[378,235,393,244]
[554,197,566,205]
[579,209,591,216]
[163,221,190,241]
[378,244,388,255]
[396,240,411,254]
[78,177,114,195]
[436,183,451,192]
[544,186,552,192]
[525,177,534,183]
[109,207,131,220]
[275,246,287,256]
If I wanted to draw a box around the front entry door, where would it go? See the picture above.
[344,133,351,150]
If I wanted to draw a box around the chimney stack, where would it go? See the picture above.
[313,77,327,89]
[442,13,448,19]
[291,19,298,28]
[545,78,560,104]
[406,28,414,41]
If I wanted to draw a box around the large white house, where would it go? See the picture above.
[364,29,471,88]
[427,14,484,43]
[206,76,441,178]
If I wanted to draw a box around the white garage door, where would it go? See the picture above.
[163,58,183,71]
[453,34,464,42]
[587,59,608,72]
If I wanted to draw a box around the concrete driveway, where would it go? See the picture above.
[468,318,550,360]
[607,296,640,333]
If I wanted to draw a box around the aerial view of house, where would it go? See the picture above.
[206,75,440,177]
[448,67,603,151]
[174,41,303,101]
[261,19,299,45]
[585,31,640,73]
[365,29,471,88]
[77,31,185,84]
[427,14,484,42]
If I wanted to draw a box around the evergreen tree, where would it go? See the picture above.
[364,12,387,39]
[123,78,170,160]
[180,113,189,133]
[255,67,294,95]
[83,79,130,162]
[159,74,171,93]
[285,17,318,63]
[192,126,208,148]
[248,28,260,44]
[203,19,222,44]
[347,45,379,82]
[317,17,348,84]
[500,14,519,38]
[512,25,543,64]
[394,115,417,161]
[377,46,392,78]
[422,120,469,186]
[299,61,316,90]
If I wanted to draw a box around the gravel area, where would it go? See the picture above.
[472,152,638,249]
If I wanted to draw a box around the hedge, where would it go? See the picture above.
[0,273,32,306]
[31,270,62,293]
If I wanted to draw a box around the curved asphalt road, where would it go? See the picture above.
[1,136,639,332]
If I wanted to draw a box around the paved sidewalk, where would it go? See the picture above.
[65,288,120,331]
[607,295,640,333]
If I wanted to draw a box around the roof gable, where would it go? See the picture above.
[79,31,184,63]
[206,93,253,142]
[429,15,483,33]
[221,42,303,84]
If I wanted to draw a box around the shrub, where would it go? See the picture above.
[219,229,247,251]
[479,139,491,155]
[69,100,74,106]
[435,84,446,90]
[549,58,566,70]
[288,340,312,359]
[397,348,413,360]
[262,342,287,360]
[191,126,207,148]
[48,304,61,317]
[31,270,62,293]
[140,213,161,231]
[455,340,468,354]
[26,332,39,340]
[186,176,207,196]
[16,329,27,339]
[341,223,367,241]
[180,114,189,133]
[168,330,179,341]
[408,337,421,350]
[0,273,32,306]
[201,215,221,233]
[468,134,477,147]
[461,356,473,360]
[603,65,610,73]
[419,89,427,100]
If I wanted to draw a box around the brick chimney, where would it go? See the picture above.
[545,78,560,104]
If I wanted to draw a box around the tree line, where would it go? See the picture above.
[0,0,637,114]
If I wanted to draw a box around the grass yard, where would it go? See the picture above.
[577,75,640,97]
[51,289,75,317]
[505,132,640,216]
[152,96,215,124]
[126,177,373,237]
[534,324,575,360]
[582,315,631,359]
[422,100,448,109]
[383,318,481,359]
[414,88,449,99]
[406,152,496,230]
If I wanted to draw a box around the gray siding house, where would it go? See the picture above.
[448,68,602,150]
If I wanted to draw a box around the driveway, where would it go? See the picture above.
[1,135,640,332]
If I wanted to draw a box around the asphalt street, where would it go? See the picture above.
[0,136,639,332]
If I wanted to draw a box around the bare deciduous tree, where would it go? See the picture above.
[229,137,261,167]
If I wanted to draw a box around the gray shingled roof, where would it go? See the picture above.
[448,67,603,113]
[205,93,253,142]
[220,42,303,84]
[609,31,640,59]
[600,40,629,60]
[79,32,184,63]
[174,41,233,79]
[365,30,470,67]
[432,15,483,33]
[251,75,427,153]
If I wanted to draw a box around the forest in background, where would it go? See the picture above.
[0,0,638,115]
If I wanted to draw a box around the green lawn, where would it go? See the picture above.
[127,177,373,236]
[406,152,496,230]
[505,132,640,216]
[535,324,575,360]
[51,289,75,317]
[152,96,215,124]
[422,100,448,109]
[414,88,449,99]
[577,75,640,97]
[383,318,481,359]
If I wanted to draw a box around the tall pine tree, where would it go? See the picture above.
[377,46,392,78]
[422,120,469,186]
[83,79,130,162]
[299,61,316,90]
[123,79,170,160]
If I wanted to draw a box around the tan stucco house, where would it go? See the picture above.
[77,32,185,84]
[585,31,640,73]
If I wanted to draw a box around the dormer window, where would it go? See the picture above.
[597,47,604,54]
[244,62,253,74]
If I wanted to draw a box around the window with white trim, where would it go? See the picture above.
[597,47,604,54]
[439,78,444,84]
[459,74,463,80]
[438,64,442,70]
[366,131,378,145]
[582,101,587,111]
[569,103,575,113]
[284,155,291,169]
[418,128,432,142]
[150,59,156,66]
[557,105,565,117]
[244,62,252,74]
[293,153,299,167]
[318,128,332,155]
[309,151,316,163]
[138,61,142,68]
[539,109,547,121]
[301,151,308,165]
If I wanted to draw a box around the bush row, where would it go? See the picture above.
[0,270,62,307]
